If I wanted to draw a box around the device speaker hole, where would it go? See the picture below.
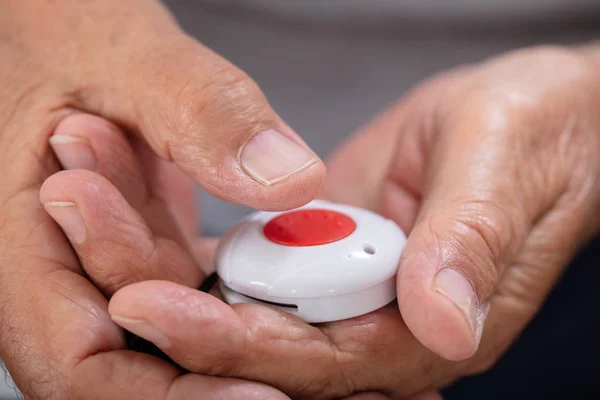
[363,244,376,255]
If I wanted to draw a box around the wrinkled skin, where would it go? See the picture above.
[42,47,600,399]
[0,0,330,398]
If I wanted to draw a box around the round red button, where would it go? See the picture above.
[263,209,356,246]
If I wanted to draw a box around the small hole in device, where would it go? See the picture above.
[363,244,376,255]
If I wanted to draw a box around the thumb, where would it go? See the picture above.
[72,2,325,210]
[395,99,563,361]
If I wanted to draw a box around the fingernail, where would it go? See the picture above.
[111,315,171,348]
[241,129,318,186]
[49,135,96,170]
[435,268,482,339]
[43,202,86,244]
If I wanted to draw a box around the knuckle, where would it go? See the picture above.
[172,64,270,141]
[459,201,512,260]
[461,89,540,138]
[451,46,593,138]
[481,90,531,120]
[94,264,145,293]
[482,46,590,112]
[438,199,523,298]
[238,309,352,398]
[526,45,591,76]
[80,218,155,293]
[295,358,352,399]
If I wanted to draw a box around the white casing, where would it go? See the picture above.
[215,200,406,323]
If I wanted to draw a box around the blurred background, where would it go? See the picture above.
[2,1,600,398]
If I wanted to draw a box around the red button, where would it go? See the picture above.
[263,209,356,246]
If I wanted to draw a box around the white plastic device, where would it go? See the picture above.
[215,200,406,323]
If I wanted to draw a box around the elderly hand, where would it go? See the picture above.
[38,112,430,400]
[96,46,599,399]
[0,0,325,398]
[33,113,386,400]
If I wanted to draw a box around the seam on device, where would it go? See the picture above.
[242,294,298,310]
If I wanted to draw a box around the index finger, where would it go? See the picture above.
[0,162,290,400]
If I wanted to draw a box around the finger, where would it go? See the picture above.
[76,352,290,400]
[108,281,442,399]
[135,142,199,244]
[192,237,220,275]
[163,374,291,400]
[323,70,462,232]
[451,187,595,377]
[109,280,337,398]
[69,3,326,210]
[40,170,203,296]
[342,393,390,400]
[50,113,145,206]
[50,113,196,249]
[402,389,443,400]
[27,272,284,400]
[394,92,569,361]
[322,98,417,228]
[0,185,277,400]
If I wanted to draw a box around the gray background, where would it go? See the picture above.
[2,1,600,398]
[178,1,600,235]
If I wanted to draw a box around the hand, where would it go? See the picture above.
[0,112,291,397]
[325,44,600,359]
[35,113,384,400]
[98,46,598,399]
[0,0,324,398]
